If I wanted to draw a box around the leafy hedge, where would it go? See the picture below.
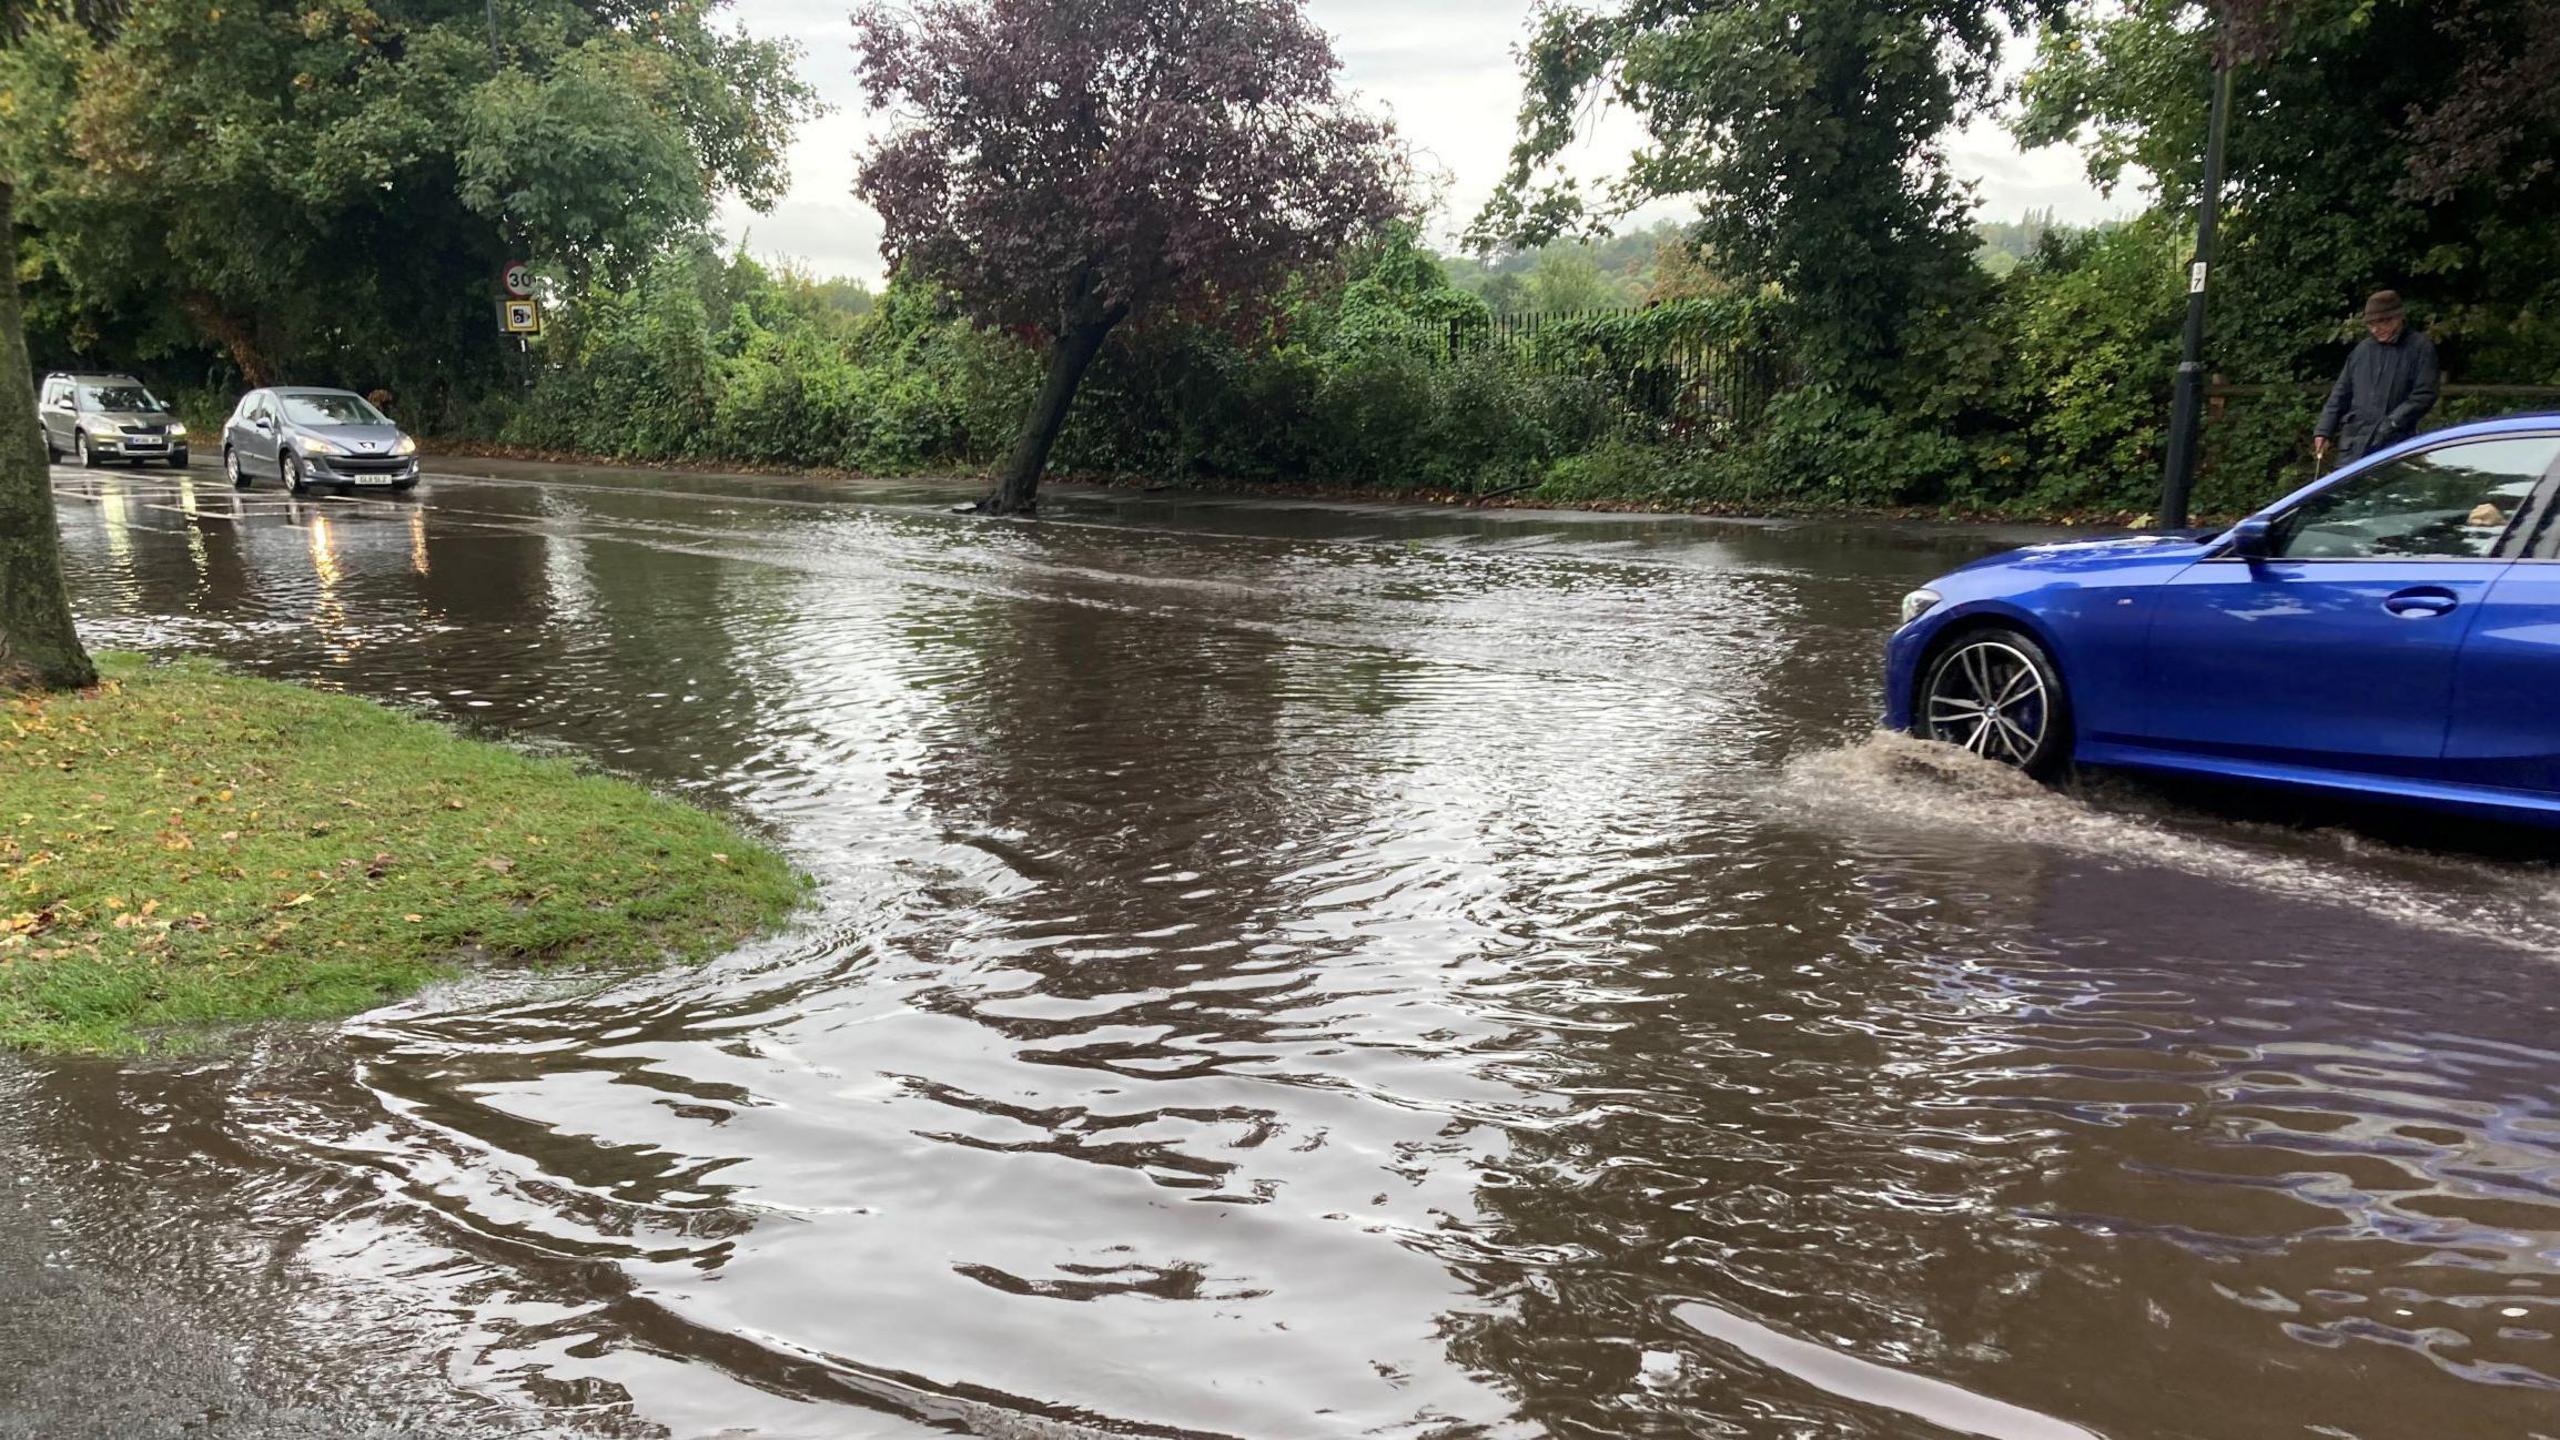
[461,225,2560,522]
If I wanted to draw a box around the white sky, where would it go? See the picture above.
[713,0,2129,285]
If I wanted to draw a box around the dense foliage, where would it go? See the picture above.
[492,231,1644,494]
[16,0,2560,526]
[1475,0,2058,378]
[1,0,816,405]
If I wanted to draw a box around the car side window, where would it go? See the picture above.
[2273,435,2560,560]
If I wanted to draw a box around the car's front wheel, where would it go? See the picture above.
[1921,628,2072,777]
[282,452,309,495]
[75,433,98,468]
[225,448,249,489]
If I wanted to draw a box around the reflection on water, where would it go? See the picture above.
[14,463,2560,1439]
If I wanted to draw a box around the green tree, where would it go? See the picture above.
[1975,207,2072,276]
[1526,248,1626,313]
[1475,0,2053,376]
[0,0,92,691]
[0,179,94,691]
[0,1,816,401]
[2017,0,2560,384]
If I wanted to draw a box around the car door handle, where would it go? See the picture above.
[2384,586,2460,618]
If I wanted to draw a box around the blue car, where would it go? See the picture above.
[1885,414,2560,826]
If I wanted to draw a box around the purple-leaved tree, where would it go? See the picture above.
[852,0,1410,515]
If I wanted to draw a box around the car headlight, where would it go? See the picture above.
[299,435,341,456]
[167,423,187,438]
[83,419,117,436]
[391,435,418,456]
[1900,588,1943,626]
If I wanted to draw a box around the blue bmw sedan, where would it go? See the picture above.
[1885,414,2560,826]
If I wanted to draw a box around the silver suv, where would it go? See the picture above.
[38,372,190,468]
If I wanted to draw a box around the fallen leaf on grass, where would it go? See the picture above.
[482,857,515,874]
[284,893,316,908]
[403,914,423,924]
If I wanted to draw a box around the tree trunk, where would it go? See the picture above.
[980,303,1125,516]
[0,182,95,692]
[179,293,274,388]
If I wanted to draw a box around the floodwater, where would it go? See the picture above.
[15,458,2560,1440]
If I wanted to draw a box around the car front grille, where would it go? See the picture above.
[325,455,411,474]
[118,424,168,435]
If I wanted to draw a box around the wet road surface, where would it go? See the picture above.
[14,458,2560,1438]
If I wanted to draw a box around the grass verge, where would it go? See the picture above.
[0,654,804,1054]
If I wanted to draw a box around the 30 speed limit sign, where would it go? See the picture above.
[501,261,536,299]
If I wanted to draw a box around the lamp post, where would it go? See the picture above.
[2158,54,2235,530]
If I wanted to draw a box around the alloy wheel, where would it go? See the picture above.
[1924,638,2052,768]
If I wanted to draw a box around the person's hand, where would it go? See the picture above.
[2312,434,2330,460]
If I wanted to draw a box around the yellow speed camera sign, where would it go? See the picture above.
[500,299,542,334]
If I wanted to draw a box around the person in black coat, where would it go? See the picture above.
[2314,290,2440,465]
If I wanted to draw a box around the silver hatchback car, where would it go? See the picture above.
[222,387,421,493]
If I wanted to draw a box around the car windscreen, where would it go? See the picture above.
[279,393,389,426]
[78,385,163,412]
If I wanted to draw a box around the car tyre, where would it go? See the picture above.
[283,452,309,495]
[1920,627,2073,779]
[225,448,250,489]
[75,432,98,468]
[164,453,188,469]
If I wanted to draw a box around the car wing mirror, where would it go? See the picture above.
[2225,516,2275,560]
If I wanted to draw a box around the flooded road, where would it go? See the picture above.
[17,460,2560,1439]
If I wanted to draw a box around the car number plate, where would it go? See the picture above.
[126,438,164,450]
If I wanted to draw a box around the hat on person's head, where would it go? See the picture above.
[2363,289,2406,323]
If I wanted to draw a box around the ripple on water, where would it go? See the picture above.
[17,469,2560,1439]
